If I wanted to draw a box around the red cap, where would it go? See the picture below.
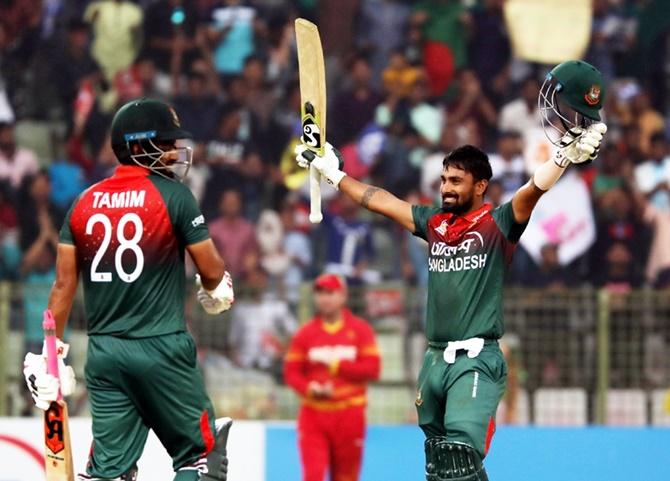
[314,274,346,291]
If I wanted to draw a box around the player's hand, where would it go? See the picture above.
[554,122,607,167]
[196,272,235,314]
[23,341,77,410]
[295,142,346,189]
[307,381,333,399]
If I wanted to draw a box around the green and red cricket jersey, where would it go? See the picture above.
[59,165,209,337]
[412,201,527,343]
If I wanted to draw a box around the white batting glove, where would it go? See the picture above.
[196,272,235,314]
[23,341,76,410]
[294,142,347,189]
[553,122,607,167]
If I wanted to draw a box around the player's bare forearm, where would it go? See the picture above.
[338,176,415,232]
[187,239,226,290]
[511,180,544,224]
[512,159,567,223]
[48,244,79,338]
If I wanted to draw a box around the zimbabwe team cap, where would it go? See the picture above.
[314,274,347,292]
[548,60,605,121]
[111,98,192,148]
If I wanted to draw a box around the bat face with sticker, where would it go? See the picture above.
[295,18,327,223]
[301,101,323,154]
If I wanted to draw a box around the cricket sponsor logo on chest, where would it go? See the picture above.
[428,231,488,273]
[307,345,357,364]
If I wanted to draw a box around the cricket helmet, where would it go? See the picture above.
[538,60,606,145]
[111,98,193,180]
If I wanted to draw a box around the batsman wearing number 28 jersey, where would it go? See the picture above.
[22,98,235,481]
[296,61,608,480]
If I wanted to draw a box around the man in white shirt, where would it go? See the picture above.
[634,132,670,212]
[0,122,39,189]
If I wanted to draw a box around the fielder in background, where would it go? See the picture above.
[284,273,381,481]
[296,60,607,481]
[23,98,235,481]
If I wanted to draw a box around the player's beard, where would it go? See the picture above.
[442,191,474,215]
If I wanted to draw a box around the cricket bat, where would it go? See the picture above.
[43,309,74,481]
[295,18,326,224]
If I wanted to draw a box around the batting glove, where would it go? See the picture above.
[295,142,346,189]
[23,340,76,410]
[196,272,235,314]
[553,122,607,167]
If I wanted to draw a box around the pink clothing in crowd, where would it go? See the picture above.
[208,216,257,277]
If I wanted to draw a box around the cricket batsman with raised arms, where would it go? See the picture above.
[296,60,607,480]
[23,98,235,481]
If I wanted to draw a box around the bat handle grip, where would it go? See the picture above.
[43,309,62,401]
[309,163,323,224]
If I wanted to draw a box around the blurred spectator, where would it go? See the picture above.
[84,0,144,80]
[330,54,383,147]
[318,0,360,59]
[412,0,470,72]
[0,121,39,190]
[381,50,423,100]
[634,132,670,212]
[114,56,168,104]
[377,75,443,148]
[173,70,222,142]
[594,242,644,291]
[617,124,646,166]
[374,116,420,193]
[400,190,428,288]
[0,182,20,279]
[256,209,288,283]
[16,171,63,251]
[468,0,511,103]
[631,187,670,288]
[591,187,648,282]
[242,55,277,131]
[228,268,297,381]
[586,0,636,83]
[206,0,257,79]
[358,0,412,84]
[488,131,526,202]
[49,19,100,126]
[279,199,312,310]
[519,243,572,289]
[498,76,542,135]
[642,204,670,288]
[323,194,378,285]
[21,227,58,355]
[202,103,249,214]
[630,91,665,156]
[447,69,498,149]
[48,157,87,212]
[142,0,199,78]
[591,143,628,200]
[265,15,293,86]
[486,179,504,208]
[209,189,258,281]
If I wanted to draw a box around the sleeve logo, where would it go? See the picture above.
[191,215,205,228]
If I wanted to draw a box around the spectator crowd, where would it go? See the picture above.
[2,0,670,389]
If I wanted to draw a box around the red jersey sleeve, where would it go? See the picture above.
[335,319,381,383]
[284,327,310,397]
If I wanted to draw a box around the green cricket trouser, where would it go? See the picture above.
[84,331,216,479]
[415,340,507,458]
